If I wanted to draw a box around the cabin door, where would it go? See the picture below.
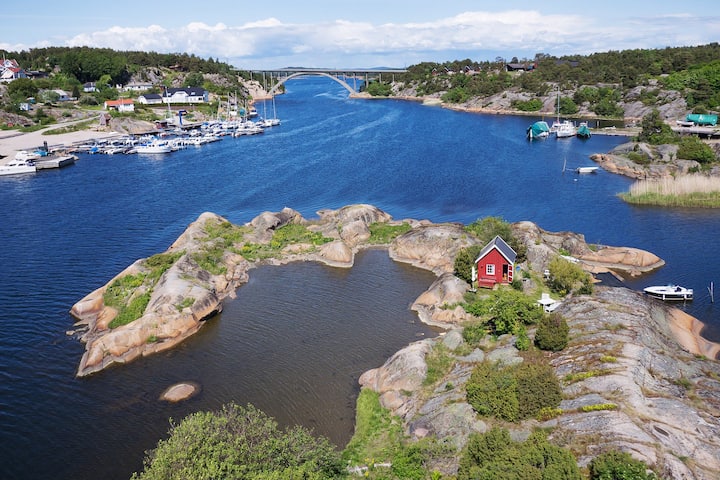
[503,264,513,283]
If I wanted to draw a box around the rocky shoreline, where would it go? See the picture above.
[69,204,720,478]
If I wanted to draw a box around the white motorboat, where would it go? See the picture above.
[135,139,172,154]
[553,120,576,138]
[0,158,37,176]
[643,284,693,301]
[575,166,599,174]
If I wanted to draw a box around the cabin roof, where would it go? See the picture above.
[474,235,517,264]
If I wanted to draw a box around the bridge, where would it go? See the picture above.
[245,68,408,95]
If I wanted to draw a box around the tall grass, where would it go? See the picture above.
[619,174,720,207]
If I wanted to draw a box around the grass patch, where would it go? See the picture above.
[104,251,184,328]
[580,403,618,412]
[175,297,195,311]
[367,222,411,244]
[240,223,333,261]
[423,343,454,387]
[43,119,95,135]
[619,175,720,207]
[563,369,611,384]
[342,389,404,465]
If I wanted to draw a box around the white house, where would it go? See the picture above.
[0,59,27,83]
[104,98,135,112]
[83,82,97,93]
[162,87,208,104]
[138,93,163,105]
[53,89,72,102]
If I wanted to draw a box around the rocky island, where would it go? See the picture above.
[69,204,720,478]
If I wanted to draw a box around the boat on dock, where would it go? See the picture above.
[643,284,693,301]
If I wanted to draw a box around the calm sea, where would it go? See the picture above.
[1,76,718,479]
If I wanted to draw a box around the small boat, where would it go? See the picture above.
[527,121,550,139]
[575,166,599,174]
[643,285,693,301]
[135,139,172,154]
[576,122,592,138]
[552,120,576,138]
[0,158,37,176]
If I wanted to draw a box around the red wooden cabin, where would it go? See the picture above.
[474,236,517,288]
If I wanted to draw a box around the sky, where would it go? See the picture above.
[1,0,719,70]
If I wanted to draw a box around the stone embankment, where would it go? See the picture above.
[69,204,720,478]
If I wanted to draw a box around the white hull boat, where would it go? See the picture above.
[576,166,599,174]
[643,285,693,301]
[135,140,172,154]
[0,158,37,176]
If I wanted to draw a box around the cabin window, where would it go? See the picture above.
[486,264,495,276]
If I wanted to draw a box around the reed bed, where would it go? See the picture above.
[619,174,720,207]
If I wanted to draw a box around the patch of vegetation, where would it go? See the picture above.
[109,291,152,329]
[677,135,716,163]
[144,251,184,280]
[547,255,594,296]
[620,175,720,207]
[423,343,454,386]
[466,356,562,422]
[458,427,581,480]
[537,406,564,421]
[175,297,195,311]
[580,403,618,412]
[131,403,344,480]
[637,109,680,145]
[462,321,489,345]
[102,251,185,328]
[563,369,611,384]
[511,98,543,111]
[240,223,334,261]
[534,313,570,352]
[462,288,544,336]
[343,389,405,465]
[589,450,658,480]
[367,222,411,244]
[366,80,393,97]
[43,119,95,135]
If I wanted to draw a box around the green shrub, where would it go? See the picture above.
[424,343,454,386]
[463,289,544,336]
[454,244,484,284]
[677,135,716,163]
[462,322,488,345]
[589,450,657,480]
[466,358,562,422]
[535,313,570,351]
[547,256,593,296]
[580,403,618,412]
[458,428,581,480]
[511,98,543,111]
[515,327,530,351]
[132,403,343,480]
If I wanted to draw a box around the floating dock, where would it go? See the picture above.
[35,155,77,170]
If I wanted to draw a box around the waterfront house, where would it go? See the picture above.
[138,93,163,105]
[474,236,516,288]
[162,87,208,104]
[104,98,135,112]
[0,58,27,83]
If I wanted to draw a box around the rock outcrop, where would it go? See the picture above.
[361,288,720,479]
[591,142,703,179]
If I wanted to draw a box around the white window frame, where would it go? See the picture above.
[486,264,495,276]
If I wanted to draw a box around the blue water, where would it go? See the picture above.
[1,76,719,479]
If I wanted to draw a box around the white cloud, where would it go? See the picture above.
[17,10,720,69]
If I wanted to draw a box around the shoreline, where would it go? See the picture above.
[0,125,122,163]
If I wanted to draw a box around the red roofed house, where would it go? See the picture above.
[474,236,517,288]
[0,58,27,83]
[104,98,135,113]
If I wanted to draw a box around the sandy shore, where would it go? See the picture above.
[0,125,123,163]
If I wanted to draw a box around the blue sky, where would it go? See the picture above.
[2,0,718,69]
